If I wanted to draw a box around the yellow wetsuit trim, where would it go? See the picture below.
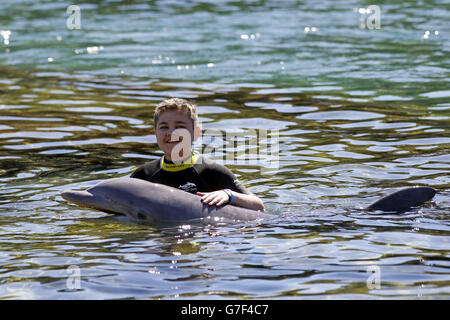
[161,151,199,172]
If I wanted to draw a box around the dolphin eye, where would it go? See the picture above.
[137,213,146,220]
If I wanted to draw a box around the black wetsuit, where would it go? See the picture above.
[130,155,252,195]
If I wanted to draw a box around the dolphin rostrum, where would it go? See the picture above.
[61,178,436,223]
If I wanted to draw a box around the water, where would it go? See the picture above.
[0,0,449,299]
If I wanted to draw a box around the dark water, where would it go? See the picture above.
[0,0,449,299]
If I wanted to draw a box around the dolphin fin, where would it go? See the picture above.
[366,186,436,213]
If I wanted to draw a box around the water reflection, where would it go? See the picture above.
[0,68,448,299]
[0,0,448,298]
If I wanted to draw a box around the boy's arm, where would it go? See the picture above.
[197,164,265,211]
[197,189,265,212]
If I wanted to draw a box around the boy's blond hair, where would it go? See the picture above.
[154,98,198,129]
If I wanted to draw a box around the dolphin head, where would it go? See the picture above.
[61,178,159,220]
[61,189,118,214]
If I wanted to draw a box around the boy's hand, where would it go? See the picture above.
[197,190,230,207]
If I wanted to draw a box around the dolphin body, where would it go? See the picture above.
[61,178,437,224]
[61,177,274,223]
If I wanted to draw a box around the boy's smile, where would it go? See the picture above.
[155,110,200,162]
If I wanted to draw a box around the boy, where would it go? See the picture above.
[130,98,265,212]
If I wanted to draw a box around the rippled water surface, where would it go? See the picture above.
[0,0,449,299]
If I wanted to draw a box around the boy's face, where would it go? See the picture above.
[155,110,200,162]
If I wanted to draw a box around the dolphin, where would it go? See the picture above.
[61,177,274,223]
[365,186,436,213]
[61,178,437,224]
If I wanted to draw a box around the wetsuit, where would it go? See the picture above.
[130,153,252,195]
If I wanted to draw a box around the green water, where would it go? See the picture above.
[0,0,449,299]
